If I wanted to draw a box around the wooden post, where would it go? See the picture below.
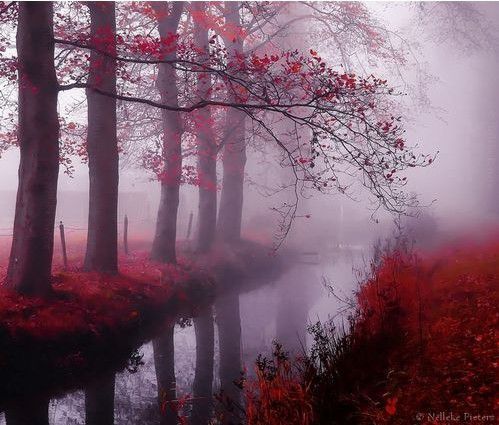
[124,214,129,255]
[59,221,68,270]
[186,211,193,240]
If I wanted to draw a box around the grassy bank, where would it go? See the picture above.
[241,237,498,424]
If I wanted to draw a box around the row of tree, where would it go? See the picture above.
[0,2,434,424]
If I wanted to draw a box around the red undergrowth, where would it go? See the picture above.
[363,240,499,424]
[242,236,498,424]
[0,243,214,408]
[0,252,212,341]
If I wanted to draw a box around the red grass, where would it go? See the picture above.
[0,251,212,339]
[241,236,498,424]
[356,238,499,423]
[0,237,214,408]
[244,359,314,425]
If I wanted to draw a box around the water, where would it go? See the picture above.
[0,248,365,424]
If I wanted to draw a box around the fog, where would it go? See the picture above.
[0,2,497,424]
[2,3,496,233]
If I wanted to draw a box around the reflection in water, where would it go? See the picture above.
[0,250,364,424]
[85,374,115,425]
[241,248,364,374]
[152,324,176,425]
[192,308,215,425]
[215,291,243,418]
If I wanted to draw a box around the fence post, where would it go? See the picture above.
[59,221,68,271]
[124,214,129,255]
[186,211,193,239]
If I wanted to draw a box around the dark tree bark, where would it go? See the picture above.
[83,1,119,273]
[5,397,50,425]
[150,2,184,264]
[85,374,115,425]
[153,323,177,425]
[217,2,247,244]
[193,2,217,254]
[5,2,59,297]
[83,4,117,423]
[191,308,215,425]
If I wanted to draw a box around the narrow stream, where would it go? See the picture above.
[0,248,365,424]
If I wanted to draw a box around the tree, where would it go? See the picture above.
[83,1,119,274]
[85,373,115,425]
[150,2,184,264]
[5,2,59,297]
[82,4,118,425]
[217,2,247,244]
[191,5,217,424]
[0,4,436,425]
[3,2,57,423]
[193,12,218,254]
[148,4,184,425]
[214,2,246,411]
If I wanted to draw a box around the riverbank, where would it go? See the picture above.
[0,258,213,410]
[0,236,286,412]
[242,236,499,424]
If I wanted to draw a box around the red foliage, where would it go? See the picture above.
[0,235,214,404]
[357,240,499,423]
[240,237,498,424]
[0,254,210,342]
[243,350,314,425]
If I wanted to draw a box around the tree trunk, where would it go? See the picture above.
[150,2,184,264]
[217,114,246,243]
[83,4,117,423]
[196,127,217,253]
[149,6,184,425]
[83,1,119,273]
[153,323,177,425]
[215,5,245,419]
[85,374,115,425]
[193,2,217,254]
[217,2,246,244]
[191,6,217,424]
[151,176,181,263]
[215,291,242,414]
[191,308,215,425]
[5,2,59,297]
